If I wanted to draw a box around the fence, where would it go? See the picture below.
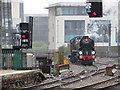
[2,49,22,70]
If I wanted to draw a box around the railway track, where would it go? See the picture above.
[41,67,105,89]
[16,63,119,90]
[42,64,119,89]
[98,81,120,90]
[75,76,119,90]
[18,65,105,90]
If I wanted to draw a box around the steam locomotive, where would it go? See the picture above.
[69,36,96,65]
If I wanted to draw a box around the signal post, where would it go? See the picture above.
[0,0,2,70]
[19,17,33,67]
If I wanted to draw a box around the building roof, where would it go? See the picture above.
[25,14,48,17]
[2,0,23,3]
[46,2,86,9]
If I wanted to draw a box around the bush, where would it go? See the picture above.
[58,45,70,55]
[28,41,48,53]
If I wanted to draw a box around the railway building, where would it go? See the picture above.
[46,2,118,57]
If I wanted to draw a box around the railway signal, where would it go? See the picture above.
[20,23,30,48]
[19,17,33,49]
[86,0,103,17]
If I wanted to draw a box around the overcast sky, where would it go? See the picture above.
[24,0,119,14]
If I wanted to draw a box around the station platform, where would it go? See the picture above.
[0,69,46,90]
[0,70,40,76]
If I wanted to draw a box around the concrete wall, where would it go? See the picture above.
[95,46,119,57]
[55,16,89,49]
[48,8,56,50]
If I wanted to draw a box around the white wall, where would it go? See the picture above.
[48,10,118,50]
[55,16,89,49]
[55,16,118,49]
[48,8,56,50]
[12,2,20,19]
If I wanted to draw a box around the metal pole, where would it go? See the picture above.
[59,75,62,88]
[0,0,2,70]
[0,1,2,89]
[102,26,104,57]
[28,16,33,48]
[54,61,55,75]
[108,24,111,57]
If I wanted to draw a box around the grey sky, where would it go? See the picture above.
[24,0,119,14]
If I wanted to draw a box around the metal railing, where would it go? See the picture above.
[2,49,22,70]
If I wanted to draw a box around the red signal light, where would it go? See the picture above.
[22,35,26,38]
[93,12,97,16]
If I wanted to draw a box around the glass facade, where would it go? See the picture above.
[26,16,49,45]
[64,20,85,43]
[20,3,24,22]
[2,2,13,48]
[56,6,87,16]
[87,20,111,42]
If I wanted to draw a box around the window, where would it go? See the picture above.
[64,20,85,43]
[56,7,62,15]
[88,20,111,42]
[56,6,87,16]
[62,7,69,15]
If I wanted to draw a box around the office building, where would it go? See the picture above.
[1,0,24,48]
[47,2,117,52]
[25,14,49,45]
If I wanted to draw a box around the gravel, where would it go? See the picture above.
[41,57,119,89]
[62,72,119,88]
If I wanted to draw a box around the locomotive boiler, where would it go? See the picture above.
[69,36,96,65]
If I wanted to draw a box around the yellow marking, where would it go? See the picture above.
[64,59,67,64]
